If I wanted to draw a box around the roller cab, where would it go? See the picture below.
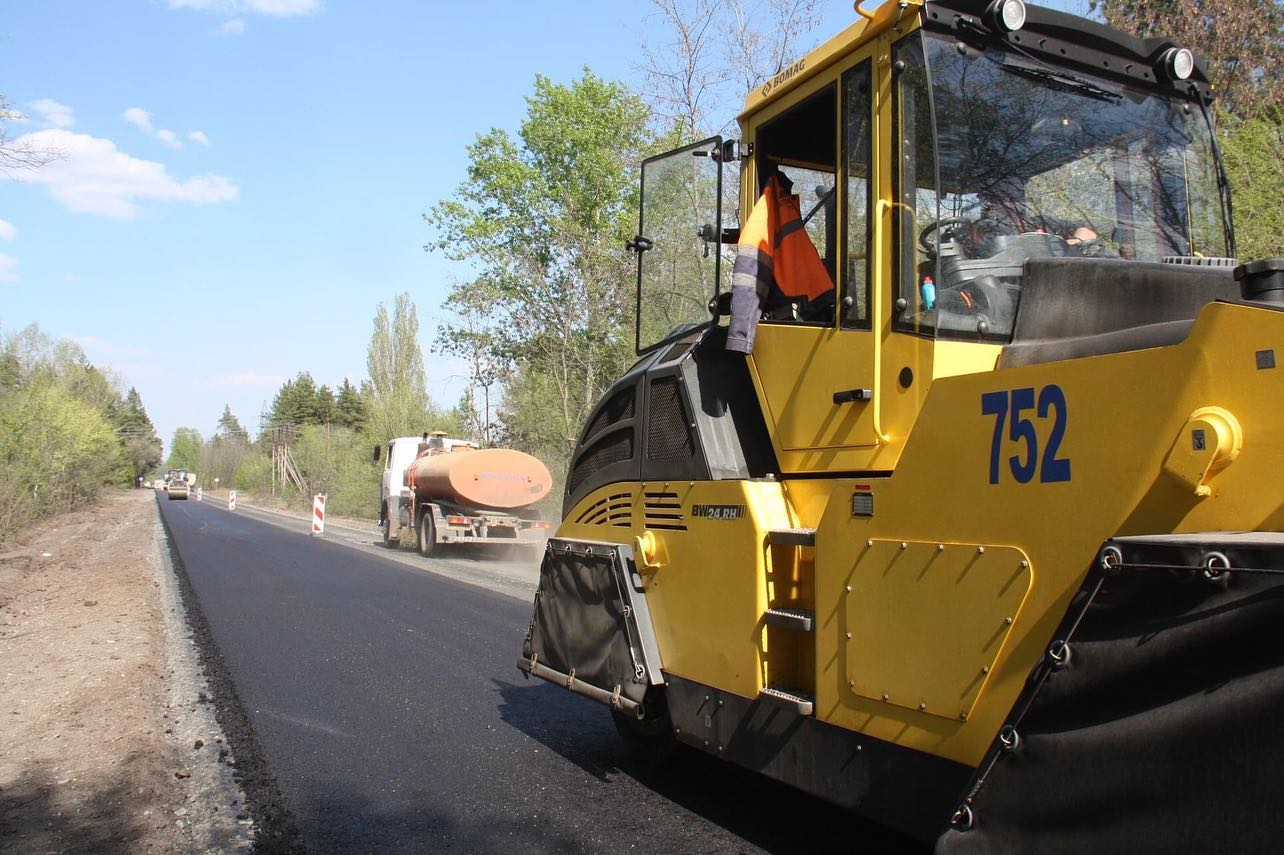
[519,0,1284,846]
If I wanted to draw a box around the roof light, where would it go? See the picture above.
[1160,47,1194,81]
[987,0,1026,32]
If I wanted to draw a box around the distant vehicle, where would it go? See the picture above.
[377,432,551,555]
[166,478,189,500]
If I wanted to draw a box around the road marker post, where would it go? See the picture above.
[229,490,237,511]
[312,494,326,535]
[196,487,203,502]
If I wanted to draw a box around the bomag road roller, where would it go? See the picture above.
[519,0,1284,848]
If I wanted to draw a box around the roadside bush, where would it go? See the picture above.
[233,450,272,493]
[291,425,380,519]
[0,381,122,541]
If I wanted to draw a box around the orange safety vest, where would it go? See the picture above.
[726,174,834,353]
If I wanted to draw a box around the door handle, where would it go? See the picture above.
[833,388,873,404]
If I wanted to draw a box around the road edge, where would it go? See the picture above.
[154,494,308,854]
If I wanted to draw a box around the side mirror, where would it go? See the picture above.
[372,445,382,463]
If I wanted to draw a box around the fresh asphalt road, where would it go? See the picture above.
[156,495,923,853]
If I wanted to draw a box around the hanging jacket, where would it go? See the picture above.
[726,173,834,354]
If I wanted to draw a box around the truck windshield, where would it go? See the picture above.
[893,31,1228,340]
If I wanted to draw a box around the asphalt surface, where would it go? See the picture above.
[156,494,924,854]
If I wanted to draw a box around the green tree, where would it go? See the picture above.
[217,404,247,439]
[167,427,203,471]
[0,323,126,539]
[267,372,323,428]
[116,387,162,486]
[334,377,368,432]
[426,71,657,471]
[365,293,436,439]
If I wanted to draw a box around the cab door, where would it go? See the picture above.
[748,43,885,466]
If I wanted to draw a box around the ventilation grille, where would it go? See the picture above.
[643,491,686,531]
[647,377,693,461]
[1162,255,1238,267]
[575,492,634,527]
[585,387,635,441]
[567,432,633,495]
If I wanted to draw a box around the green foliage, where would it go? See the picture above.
[232,449,272,492]
[291,424,380,518]
[425,71,657,465]
[166,427,203,472]
[217,404,247,439]
[0,324,132,540]
[365,293,446,440]
[1220,111,1284,261]
[334,378,367,432]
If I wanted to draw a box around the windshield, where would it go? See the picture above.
[894,31,1229,341]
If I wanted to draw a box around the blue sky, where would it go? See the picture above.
[1,0,1085,452]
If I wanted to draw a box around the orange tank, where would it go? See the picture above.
[405,447,552,510]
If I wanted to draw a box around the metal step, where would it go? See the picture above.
[764,607,815,631]
[759,686,815,716]
[768,528,816,547]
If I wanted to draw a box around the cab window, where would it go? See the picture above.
[753,84,838,324]
[842,59,873,329]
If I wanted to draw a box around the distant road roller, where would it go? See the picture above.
[520,0,1284,848]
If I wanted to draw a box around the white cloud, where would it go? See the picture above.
[124,107,184,148]
[188,130,212,147]
[123,107,155,135]
[214,371,286,388]
[65,273,79,284]
[9,129,238,220]
[166,0,321,17]
[28,98,74,128]
[0,253,19,283]
[216,17,246,34]
[0,219,15,241]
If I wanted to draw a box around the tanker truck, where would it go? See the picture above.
[377,433,552,555]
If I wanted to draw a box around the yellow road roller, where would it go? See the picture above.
[520,0,1284,848]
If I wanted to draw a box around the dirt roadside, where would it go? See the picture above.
[0,490,251,853]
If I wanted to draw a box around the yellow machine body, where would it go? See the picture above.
[522,0,1284,844]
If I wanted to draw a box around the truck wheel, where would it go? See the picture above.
[417,511,437,557]
[382,507,398,547]
[612,691,677,764]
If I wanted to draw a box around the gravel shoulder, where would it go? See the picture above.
[0,490,251,853]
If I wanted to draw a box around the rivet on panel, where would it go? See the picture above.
[918,702,926,711]
[900,542,908,549]
[848,680,855,688]
[1004,616,1013,625]
[977,546,986,554]
[867,539,874,547]
[1020,559,1029,568]
[937,544,945,551]
[846,632,852,639]
[845,584,852,592]
[882,692,889,701]
[959,712,969,721]
[982,665,990,673]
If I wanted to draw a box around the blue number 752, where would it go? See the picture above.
[981,386,1071,484]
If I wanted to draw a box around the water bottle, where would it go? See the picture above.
[921,275,936,311]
